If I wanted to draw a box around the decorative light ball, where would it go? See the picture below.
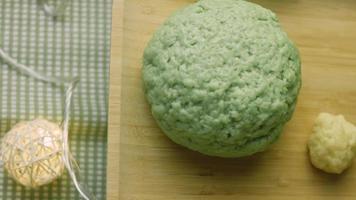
[0,119,65,188]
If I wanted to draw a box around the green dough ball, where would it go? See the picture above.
[142,0,301,157]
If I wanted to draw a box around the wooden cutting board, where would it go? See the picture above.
[109,0,356,199]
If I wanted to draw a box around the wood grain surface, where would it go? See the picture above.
[107,0,123,199]
[109,0,356,199]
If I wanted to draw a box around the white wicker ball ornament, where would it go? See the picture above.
[0,119,65,188]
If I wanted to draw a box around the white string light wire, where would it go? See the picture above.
[0,48,97,200]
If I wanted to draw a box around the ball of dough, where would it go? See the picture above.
[308,113,356,174]
[0,119,65,187]
[142,0,301,157]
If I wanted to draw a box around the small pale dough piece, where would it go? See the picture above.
[308,113,356,174]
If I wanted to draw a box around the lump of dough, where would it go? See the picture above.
[142,0,301,158]
[308,113,356,174]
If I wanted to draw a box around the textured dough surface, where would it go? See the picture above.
[142,0,301,157]
[308,113,356,174]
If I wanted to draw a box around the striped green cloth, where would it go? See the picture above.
[0,0,112,199]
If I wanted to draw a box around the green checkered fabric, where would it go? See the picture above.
[0,0,112,199]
